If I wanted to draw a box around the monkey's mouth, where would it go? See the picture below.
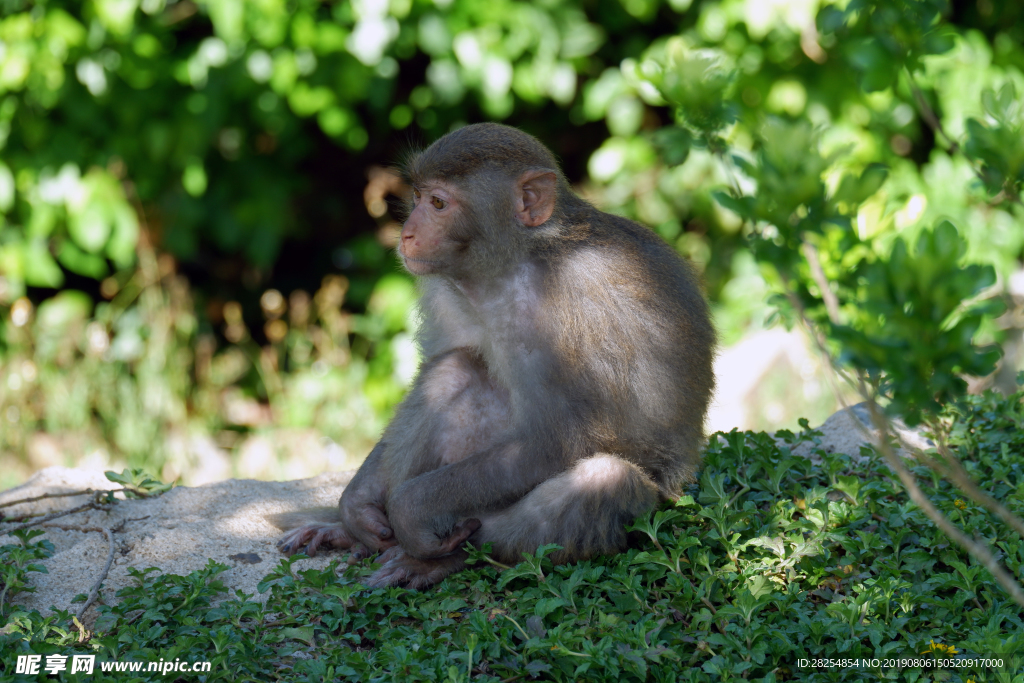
[400,253,444,274]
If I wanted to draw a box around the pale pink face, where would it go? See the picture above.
[398,181,460,276]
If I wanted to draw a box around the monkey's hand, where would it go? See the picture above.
[364,546,470,590]
[273,438,399,559]
[271,498,396,559]
[337,494,397,560]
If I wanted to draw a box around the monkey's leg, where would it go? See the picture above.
[386,347,511,480]
[476,454,661,564]
[365,454,660,589]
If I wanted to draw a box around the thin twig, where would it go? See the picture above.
[0,488,124,510]
[905,70,1022,206]
[75,526,117,620]
[801,242,841,324]
[906,75,959,155]
[39,519,132,533]
[499,613,531,641]
[121,515,151,524]
[2,502,113,535]
[778,275,857,413]
[35,521,139,619]
[479,554,513,571]
[700,596,717,615]
[719,154,745,198]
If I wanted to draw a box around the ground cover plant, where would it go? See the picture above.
[2,389,1023,682]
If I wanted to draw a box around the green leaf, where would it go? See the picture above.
[835,475,862,505]
[23,242,64,288]
[833,164,888,205]
[106,203,139,267]
[712,191,752,219]
[57,240,109,279]
[653,126,692,166]
[745,575,774,599]
[846,38,895,92]
[0,161,14,212]
[534,597,567,618]
[280,626,316,646]
[36,290,91,329]
[922,29,955,56]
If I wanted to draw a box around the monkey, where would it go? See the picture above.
[271,122,715,589]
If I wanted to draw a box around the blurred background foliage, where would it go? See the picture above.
[1,0,1022,488]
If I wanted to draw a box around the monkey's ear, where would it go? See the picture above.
[515,170,557,227]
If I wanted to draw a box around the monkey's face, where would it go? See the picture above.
[399,181,467,276]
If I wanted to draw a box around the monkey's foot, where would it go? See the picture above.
[364,546,468,590]
[276,523,353,557]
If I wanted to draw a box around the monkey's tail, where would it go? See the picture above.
[266,507,342,531]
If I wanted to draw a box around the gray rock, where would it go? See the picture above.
[788,402,934,462]
[1,467,352,624]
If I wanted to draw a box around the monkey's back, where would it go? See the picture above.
[543,208,716,495]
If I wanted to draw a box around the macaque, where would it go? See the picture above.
[272,122,715,589]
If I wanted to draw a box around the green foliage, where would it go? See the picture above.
[0,529,52,620]
[1,0,1022,478]
[4,395,1024,680]
[965,82,1024,199]
[0,0,646,294]
[822,0,955,92]
[589,0,1023,340]
[0,0,1007,302]
[607,0,1023,427]
[0,264,407,477]
[646,38,737,133]
[830,222,1002,423]
[103,468,173,498]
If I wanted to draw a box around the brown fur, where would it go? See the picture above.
[272,123,716,588]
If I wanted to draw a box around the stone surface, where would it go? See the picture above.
[1,467,353,624]
[787,402,933,463]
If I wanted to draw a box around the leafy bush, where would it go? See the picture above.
[0,247,414,482]
[2,0,1023,481]
[0,0,677,283]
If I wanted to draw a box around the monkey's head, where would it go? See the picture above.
[398,123,574,278]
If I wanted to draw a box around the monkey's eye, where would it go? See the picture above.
[430,196,447,210]
[412,188,421,200]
